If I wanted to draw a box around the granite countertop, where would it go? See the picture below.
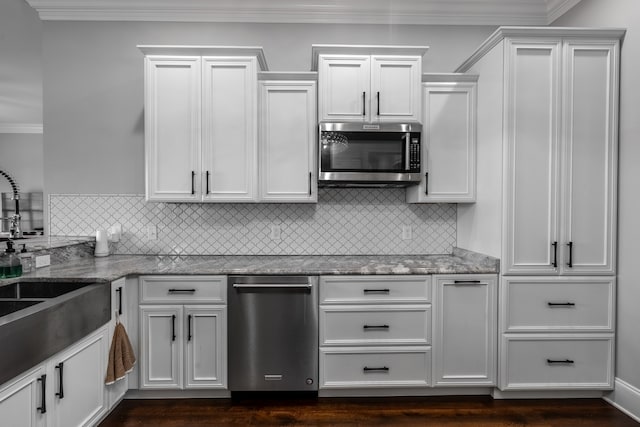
[3,248,499,284]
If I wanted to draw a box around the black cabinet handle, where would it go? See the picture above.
[55,362,64,399]
[363,288,390,294]
[363,324,389,330]
[362,92,366,116]
[377,91,380,116]
[171,314,176,341]
[187,314,192,341]
[424,172,429,195]
[115,287,122,316]
[168,288,196,294]
[454,280,482,285]
[546,359,574,365]
[363,366,389,372]
[308,172,312,196]
[566,241,573,268]
[552,241,558,268]
[37,374,46,414]
[206,171,210,195]
[548,302,576,307]
[191,171,195,195]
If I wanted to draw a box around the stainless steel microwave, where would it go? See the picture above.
[318,122,421,187]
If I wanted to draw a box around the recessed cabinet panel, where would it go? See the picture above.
[371,57,421,122]
[562,43,617,275]
[140,306,182,389]
[504,41,561,274]
[185,306,226,388]
[0,367,46,427]
[319,56,370,121]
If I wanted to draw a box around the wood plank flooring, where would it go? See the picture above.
[99,396,639,426]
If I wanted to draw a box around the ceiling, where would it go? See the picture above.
[25,0,583,25]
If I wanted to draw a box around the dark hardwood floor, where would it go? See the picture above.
[99,395,639,426]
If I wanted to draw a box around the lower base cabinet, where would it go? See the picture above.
[0,324,109,427]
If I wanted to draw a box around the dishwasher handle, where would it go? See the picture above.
[232,283,313,289]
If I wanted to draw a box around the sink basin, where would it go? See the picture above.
[0,280,110,386]
[0,281,90,299]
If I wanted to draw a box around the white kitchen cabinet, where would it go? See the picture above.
[0,366,46,427]
[314,46,427,123]
[258,76,317,202]
[501,38,619,276]
[50,326,109,427]
[406,74,477,203]
[139,275,227,390]
[432,275,497,387]
[141,46,265,203]
[319,275,432,390]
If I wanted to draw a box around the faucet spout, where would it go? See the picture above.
[0,170,22,239]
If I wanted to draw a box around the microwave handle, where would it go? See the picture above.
[405,132,410,171]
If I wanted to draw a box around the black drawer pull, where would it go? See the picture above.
[547,302,576,307]
[363,366,389,372]
[37,374,47,414]
[566,241,573,268]
[546,359,574,365]
[187,314,193,341]
[454,280,482,284]
[168,288,196,294]
[55,362,64,399]
[551,241,558,268]
[116,286,123,316]
[363,288,390,294]
[363,324,390,330]
[171,314,176,341]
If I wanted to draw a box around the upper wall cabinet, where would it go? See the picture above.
[406,74,477,203]
[312,45,428,123]
[258,73,317,203]
[141,46,267,203]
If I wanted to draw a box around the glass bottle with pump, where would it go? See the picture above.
[0,240,22,278]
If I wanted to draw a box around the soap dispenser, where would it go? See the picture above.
[0,240,22,278]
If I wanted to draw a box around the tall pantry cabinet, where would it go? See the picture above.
[456,27,624,394]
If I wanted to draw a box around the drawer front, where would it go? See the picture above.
[140,275,227,303]
[320,276,431,304]
[320,347,431,388]
[321,305,431,346]
[503,278,614,331]
[501,335,614,390]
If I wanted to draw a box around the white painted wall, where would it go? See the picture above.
[553,0,640,414]
[40,21,496,194]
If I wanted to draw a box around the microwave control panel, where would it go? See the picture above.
[409,136,421,172]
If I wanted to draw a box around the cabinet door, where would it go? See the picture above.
[145,56,201,202]
[433,275,497,386]
[407,80,476,203]
[0,367,46,427]
[184,306,227,389]
[107,279,128,407]
[371,56,421,123]
[503,40,562,275]
[51,326,108,427]
[560,40,619,275]
[259,81,317,202]
[318,55,370,122]
[140,306,183,389]
[202,57,258,202]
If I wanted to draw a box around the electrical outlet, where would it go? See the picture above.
[401,225,413,240]
[35,254,51,268]
[146,225,157,240]
[269,225,281,241]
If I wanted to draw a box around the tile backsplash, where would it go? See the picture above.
[49,189,456,255]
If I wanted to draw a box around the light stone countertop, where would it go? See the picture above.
[2,248,499,285]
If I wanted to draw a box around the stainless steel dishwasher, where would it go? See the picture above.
[228,275,318,392]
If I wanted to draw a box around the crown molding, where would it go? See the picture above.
[0,123,44,134]
[25,0,583,25]
[137,45,269,70]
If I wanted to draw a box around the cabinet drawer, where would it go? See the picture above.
[503,277,614,331]
[140,276,226,303]
[320,276,431,304]
[320,305,430,346]
[501,335,614,390]
[320,347,431,388]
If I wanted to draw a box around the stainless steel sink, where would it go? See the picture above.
[0,280,110,385]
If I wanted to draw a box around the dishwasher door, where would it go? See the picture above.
[228,275,318,392]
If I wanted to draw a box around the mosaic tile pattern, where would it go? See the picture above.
[49,190,456,255]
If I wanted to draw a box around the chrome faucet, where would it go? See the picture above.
[0,170,22,239]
